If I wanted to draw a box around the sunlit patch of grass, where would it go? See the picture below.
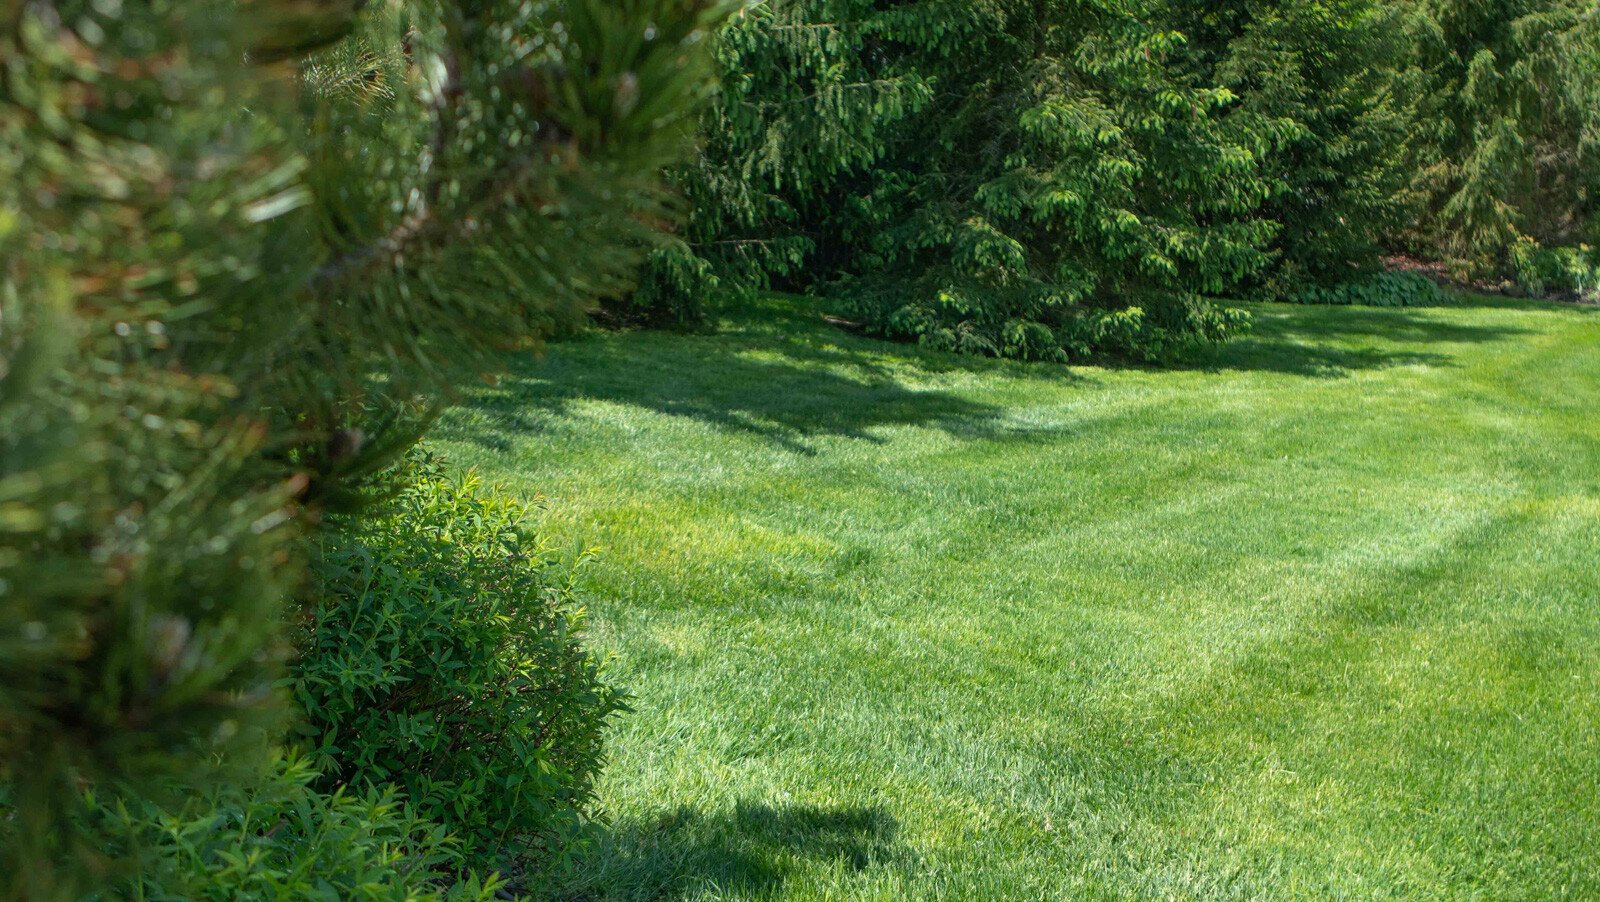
[438,295,1600,900]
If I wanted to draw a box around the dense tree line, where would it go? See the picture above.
[1400,0,1598,285]
[618,0,1598,359]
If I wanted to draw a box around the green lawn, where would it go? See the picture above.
[436,295,1600,900]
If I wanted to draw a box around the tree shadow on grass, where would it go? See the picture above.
[776,294,1536,380]
[562,802,900,901]
[1181,304,1537,377]
[446,307,1087,455]
[1437,291,1600,314]
[442,296,1553,454]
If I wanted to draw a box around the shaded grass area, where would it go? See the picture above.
[436,295,1600,900]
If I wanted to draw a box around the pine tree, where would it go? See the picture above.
[0,0,728,893]
[622,1,1288,360]
[827,0,1271,361]
[1399,0,1599,273]
[1174,0,1414,292]
[613,0,935,326]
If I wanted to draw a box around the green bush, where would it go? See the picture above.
[1296,271,1448,307]
[1511,238,1600,300]
[292,452,624,884]
[95,752,501,901]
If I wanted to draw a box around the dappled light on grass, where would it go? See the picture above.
[439,295,1600,899]
[447,298,1091,456]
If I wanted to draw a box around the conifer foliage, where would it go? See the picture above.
[0,0,727,894]
[1178,0,1414,292]
[628,0,1421,360]
[1398,0,1598,281]
[612,1,935,327]
[842,0,1272,361]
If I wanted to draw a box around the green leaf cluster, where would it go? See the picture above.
[1509,237,1600,300]
[92,751,503,901]
[1295,270,1449,306]
[295,452,625,886]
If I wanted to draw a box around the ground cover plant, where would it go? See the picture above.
[92,752,505,901]
[1295,270,1448,307]
[438,293,1600,899]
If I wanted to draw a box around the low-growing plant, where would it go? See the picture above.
[292,452,625,885]
[93,752,502,901]
[1511,238,1600,300]
[1296,271,1448,307]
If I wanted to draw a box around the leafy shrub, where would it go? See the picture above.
[1511,238,1600,300]
[292,452,624,884]
[1296,271,1448,307]
[95,752,502,901]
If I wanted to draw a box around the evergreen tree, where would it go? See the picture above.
[837,0,1270,361]
[634,0,1272,360]
[0,0,727,893]
[613,0,934,326]
[1173,0,1414,291]
[628,0,1418,359]
[1398,0,1599,273]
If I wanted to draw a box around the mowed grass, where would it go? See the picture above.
[435,295,1600,900]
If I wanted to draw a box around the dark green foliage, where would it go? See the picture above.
[628,0,1600,356]
[1,0,728,894]
[1510,238,1600,300]
[607,1,934,327]
[842,0,1420,355]
[838,2,1270,362]
[608,245,723,329]
[1188,0,1413,291]
[631,0,1419,361]
[1398,0,1600,275]
[95,752,501,901]
[294,453,623,882]
[1295,270,1448,306]
[647,1,1281,360]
